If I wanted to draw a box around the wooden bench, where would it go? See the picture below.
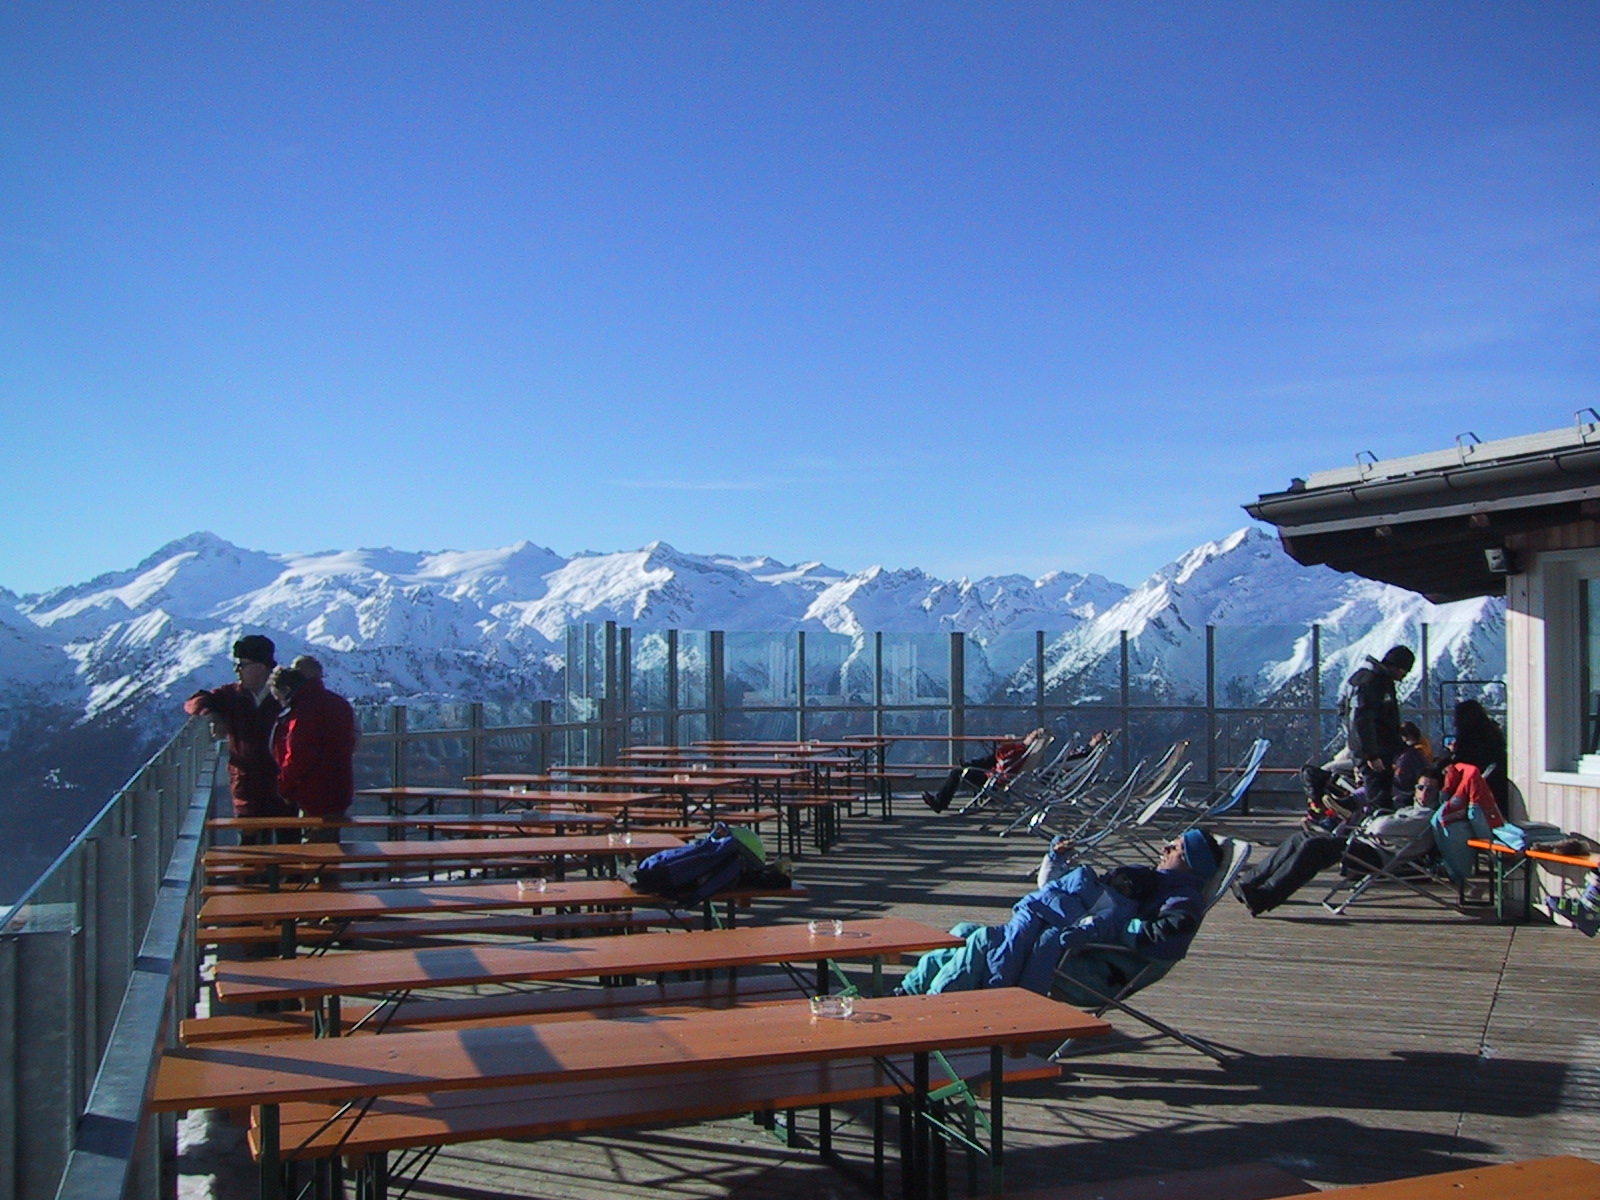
[256,1047,1062,1195]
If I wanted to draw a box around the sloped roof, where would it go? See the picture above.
[1244,420,1600,602]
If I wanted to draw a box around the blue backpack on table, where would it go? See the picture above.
[631,824,765,904]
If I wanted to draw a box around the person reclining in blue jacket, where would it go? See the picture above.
[896,829,1221,996]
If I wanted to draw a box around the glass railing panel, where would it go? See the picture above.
[725,633,798,709]
[880,633,949,706]
[723,710,801,742]
[481,732,538,776]
[1039,707,1123,772]
[803,633,873,705]
[353,739,393,790]
[628,716,668,746]
[1212,625,1318,710]
[962,707,1036,739]
[403,737,470,787]
[1041,630,1119,707]
[1212,712,1314,801]
[484,700,540,729]
[630,632,671,712]
[677,632,710,710]
[1120,710,1209,783]
[675,712,709,746]
[404,701,472,733]
[878,708,951,766]
[799,708,877,741]
[965,632,1040,705]
[358,705,394,735]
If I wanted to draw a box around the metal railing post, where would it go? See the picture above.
[619,626,632,750]
[709,631,726,742]
[1035,631,1046,732]
[1206,625,1217,788]
[666,629,680,747]
[873,632,884,739]
[535,700,552,773]
[1312,623,1323,753]
[794,631,806,741]
[390,704,407,788]
[950,633,965,749]
[1119,631,1131,774]
[467,703,485,812]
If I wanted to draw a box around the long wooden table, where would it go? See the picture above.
[211,811,615,836]
[151,987,1110,1200]
[204,832,682,890]
[211,915,960,1010]
[356,785,663,817]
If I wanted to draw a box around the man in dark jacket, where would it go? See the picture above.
[1345,645,1414,810]
[269,666,358,841]
[183,635,290,831]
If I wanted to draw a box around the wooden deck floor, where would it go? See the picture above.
[177,804,1600,1199]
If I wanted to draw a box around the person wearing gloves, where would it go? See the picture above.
[896,828,1221,995]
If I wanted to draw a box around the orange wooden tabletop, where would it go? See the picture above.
[201,878,805,924]
[373,786,668,807]
[210,812,612,831]
[1308,1156,1600,1199]
[205,832,682,867]
[212,915,961,1004]
[151,987,1108,1112]
[466,773,749,792]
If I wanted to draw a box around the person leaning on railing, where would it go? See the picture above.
[183,633,293,842]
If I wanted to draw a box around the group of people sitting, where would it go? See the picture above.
[184,634,358,843]
[1233,642,1509,916]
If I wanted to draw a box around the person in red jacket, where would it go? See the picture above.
[268,665,358,842]
[183,634,290,836]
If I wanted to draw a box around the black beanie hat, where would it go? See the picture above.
[1380,646,1415,673]
[233,635,276,666]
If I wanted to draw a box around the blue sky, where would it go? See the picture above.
[2,3,1596,596]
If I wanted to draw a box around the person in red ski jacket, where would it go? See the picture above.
[269,665,358,840]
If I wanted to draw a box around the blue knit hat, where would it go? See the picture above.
[1180,829,1218,877]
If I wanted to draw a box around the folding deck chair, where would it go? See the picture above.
[956,731,1055,816]
[1320,811,1460,915]
[1047,836,1253,1064]
[989,734,1120,833]
[1016,741,1191,851]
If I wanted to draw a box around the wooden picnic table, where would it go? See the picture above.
[151,987,1109,1200]
[201,876,807,954]
[204,832,681,891]
[1468,837,1600,922]
[355,785,665,818]
[210,915,960,1009]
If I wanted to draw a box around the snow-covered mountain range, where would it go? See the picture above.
[0,527,1503,899]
